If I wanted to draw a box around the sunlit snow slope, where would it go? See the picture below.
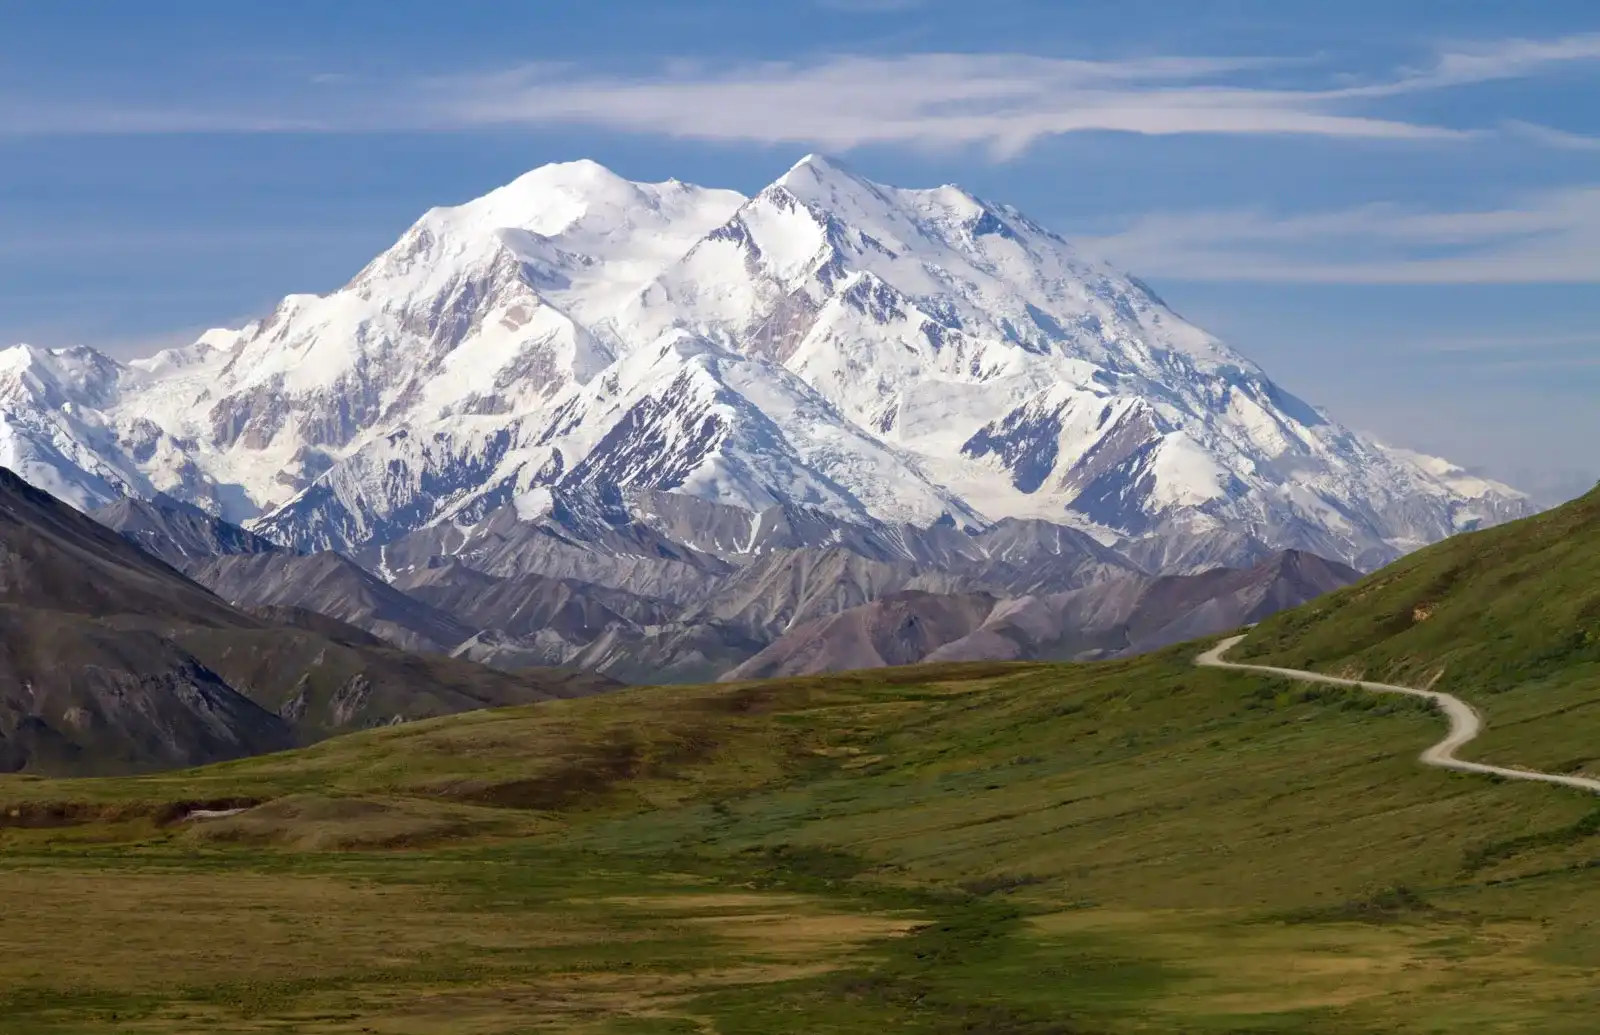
[0,156,1531,569]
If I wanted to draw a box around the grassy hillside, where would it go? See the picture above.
[3,638,1599,1034]
[1242,485,1600,776]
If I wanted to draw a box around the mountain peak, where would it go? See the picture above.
[431,158,648,237]
[0,158,1536,571]
[508,157,630,189]
[776,153,870,192]
[787,152,851,173]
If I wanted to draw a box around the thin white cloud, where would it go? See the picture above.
[1415,32,1600,89]
[3,33,1598,154]
[423,53,1470,156]
[1302,35,1600,103]
[1464,354,1600,375]
[411,34,1600,154]
[1080,187,1600,284]
[1503,120,1600,152]
[0,98,325,134]
[0,225,370,258]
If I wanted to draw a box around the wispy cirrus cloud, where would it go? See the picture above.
[409,33,1600,155]
[1503,120,1600,152]
[1079,186,1600,284]
[1,33,1597,157]
[0,98,325,134]
[1400,32,1600,90]
[423,53,1468,158]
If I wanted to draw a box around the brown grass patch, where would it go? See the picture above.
[601,892,923,960]
[179,793,533,850]
[1033,908,1598,1021]
[684,911,924,955]
[0,868,605,992]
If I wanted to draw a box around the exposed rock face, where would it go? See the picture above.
[73,468,1360,689]
[92,494,282,573]
[722,591,1002,681]
[189,551,475,655]
[723,550,1360,679]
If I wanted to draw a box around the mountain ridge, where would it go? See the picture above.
[722,547,1358,679]
[0,155,1531,571]
[0,467,617,775]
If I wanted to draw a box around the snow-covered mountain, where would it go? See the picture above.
[0,155,1532,570]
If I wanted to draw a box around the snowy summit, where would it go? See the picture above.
[0,155,1531,569]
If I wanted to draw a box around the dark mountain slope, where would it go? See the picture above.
[1122,549,1359,652]
[0,607,292,776]
[190,552,477,655]
[166,625,608,742]
[394,560,674,641]
[722,591,1001,681]
[726,550,1358,678]
[0,469,245,627]
[684,547,971,637]
[0,469,617,776]
[242,605,391,648]
[92,493,282,573]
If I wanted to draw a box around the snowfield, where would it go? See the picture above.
[0,155,1532,569]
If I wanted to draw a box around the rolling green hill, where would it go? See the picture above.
[1242,485,1600,777]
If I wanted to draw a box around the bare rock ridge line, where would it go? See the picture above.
[1197,635,1600,795]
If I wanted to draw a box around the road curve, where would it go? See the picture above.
[1197,635,1600,795]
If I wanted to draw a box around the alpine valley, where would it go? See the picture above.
[0,155,1535,682]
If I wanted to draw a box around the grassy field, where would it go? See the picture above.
[3,643,1599,1033]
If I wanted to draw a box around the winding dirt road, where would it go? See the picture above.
[1197,635,1600,795]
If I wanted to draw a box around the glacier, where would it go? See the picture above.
[0,154,1532,571]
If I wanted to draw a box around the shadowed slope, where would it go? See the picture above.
[191,551,477,654]
[0,469,247,628]
[0,469,618,775]
[92,493,282,573]
[724,550,1358,677]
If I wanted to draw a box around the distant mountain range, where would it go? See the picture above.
[94,490,1362,685]
[0,155,1529,573]
[723,551,1357,680]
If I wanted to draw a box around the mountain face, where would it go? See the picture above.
[0,156,1530,571]
[93,494,283,573]
[188,551,478,656]
[64,463,1360,688]
[0,468,244,628]
[0,468,616,775]
[723,549,1359,679]
[721,590,1003,681]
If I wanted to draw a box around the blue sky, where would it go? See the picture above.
[2,0,1597,501]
